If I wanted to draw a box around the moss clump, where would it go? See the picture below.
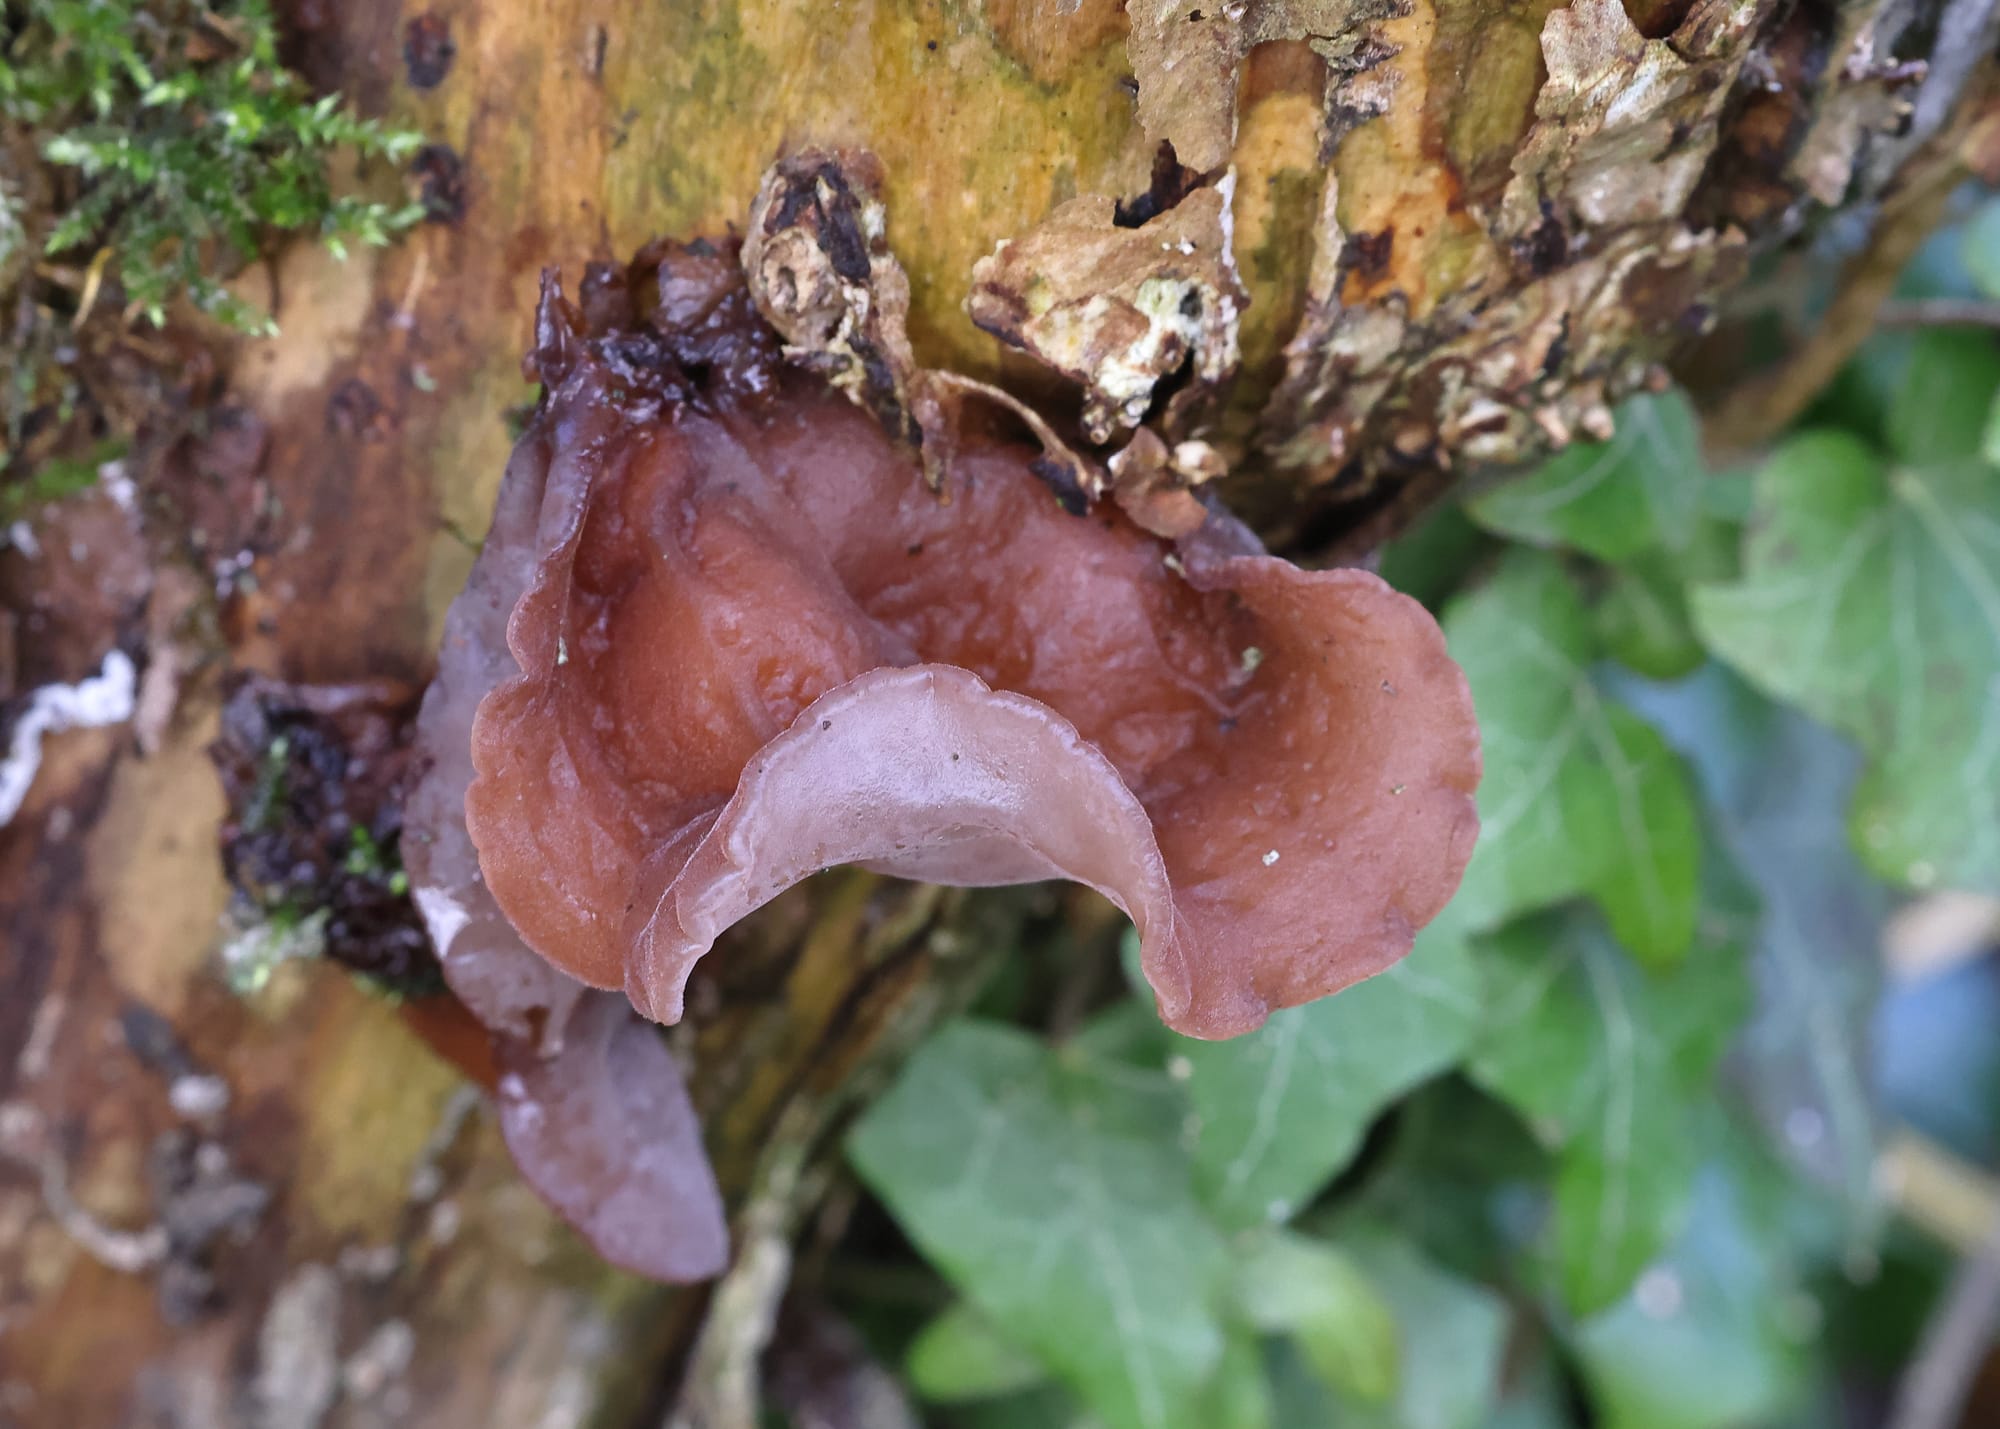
[0,436,118,521]
[3,0,422,331]
[1,1,424,492]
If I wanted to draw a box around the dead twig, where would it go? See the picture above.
[1876,298,2000,329]
[1704,147,1964,457]
[1881,1130,2000,1257]
[667,1119,817,1429]
[1704,62,1997,458]
[1889,1201,2000,1429]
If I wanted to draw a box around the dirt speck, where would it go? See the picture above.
[325,379,386,441]
[403,14,457,90]
[410,144,467,226]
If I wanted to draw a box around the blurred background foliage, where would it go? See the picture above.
[829,192,2000,1429]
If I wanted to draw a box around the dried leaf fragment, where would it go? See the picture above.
[743,148,1100,500]
[967,183,1247,444]
[742,149,935,451]
[1106,428,1221,537]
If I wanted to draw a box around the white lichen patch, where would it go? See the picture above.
[255,1263,342,1429]
[0,647,137,827]
[341,1319,416,1402]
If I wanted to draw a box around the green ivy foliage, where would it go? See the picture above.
[843,197,2000,1429]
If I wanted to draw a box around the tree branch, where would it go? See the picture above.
[1889,1202,2000,1429]
[1877,298,2000,330]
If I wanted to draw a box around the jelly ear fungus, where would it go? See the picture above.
[407,236,1479,1281]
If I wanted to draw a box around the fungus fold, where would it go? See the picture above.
[407,234,1479,1281]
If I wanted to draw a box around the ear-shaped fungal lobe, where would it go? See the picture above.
[403,337,728,1281]
[636,662,1187,1010]
[460,249,1481,1042]
[491,991,725,1284]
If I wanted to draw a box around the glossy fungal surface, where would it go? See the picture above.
[406,238,1478,1282]
[462,244,1480,1041]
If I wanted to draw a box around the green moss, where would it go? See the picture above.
[0,436,118,520]
[3,0,424,333]
[244,731,289,833]
[343,825,409,898]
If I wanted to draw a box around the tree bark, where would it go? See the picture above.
[3,0,1997,1424]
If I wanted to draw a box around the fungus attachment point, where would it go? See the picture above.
[410,233,1479,1280]
[742,148,1103,501]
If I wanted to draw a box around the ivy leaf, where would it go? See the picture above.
[1569,1144,1820,1429]
[1550,1139,1703,1320]
[1446,552,1702,965]
[1377,500,1494,611]
[1074,992,1179,1070]
[949,1385,1102,1429]
[1617,665,1889,1249]
[1596,503,1746,682]
[1355,1079,1554,1286]
[1177,917,1483,1227]
[849,1021,1229,1429]
[907,1302,1051,1404]
[1270,1222,1510,1429]
[1595,554,1706,681]
[1232,1231,1400,1402]
[1466,392,1703,562]
[1201,1331,1277,1429]
[1468,911,1750,1315]
[1884,330,2000,466]
[1965,198,2000,300]
[1691,432,2000,892]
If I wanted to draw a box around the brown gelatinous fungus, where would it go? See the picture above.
[444,240,1478,1046]
[967,183,1247,445]
[411,217,1477,1279]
